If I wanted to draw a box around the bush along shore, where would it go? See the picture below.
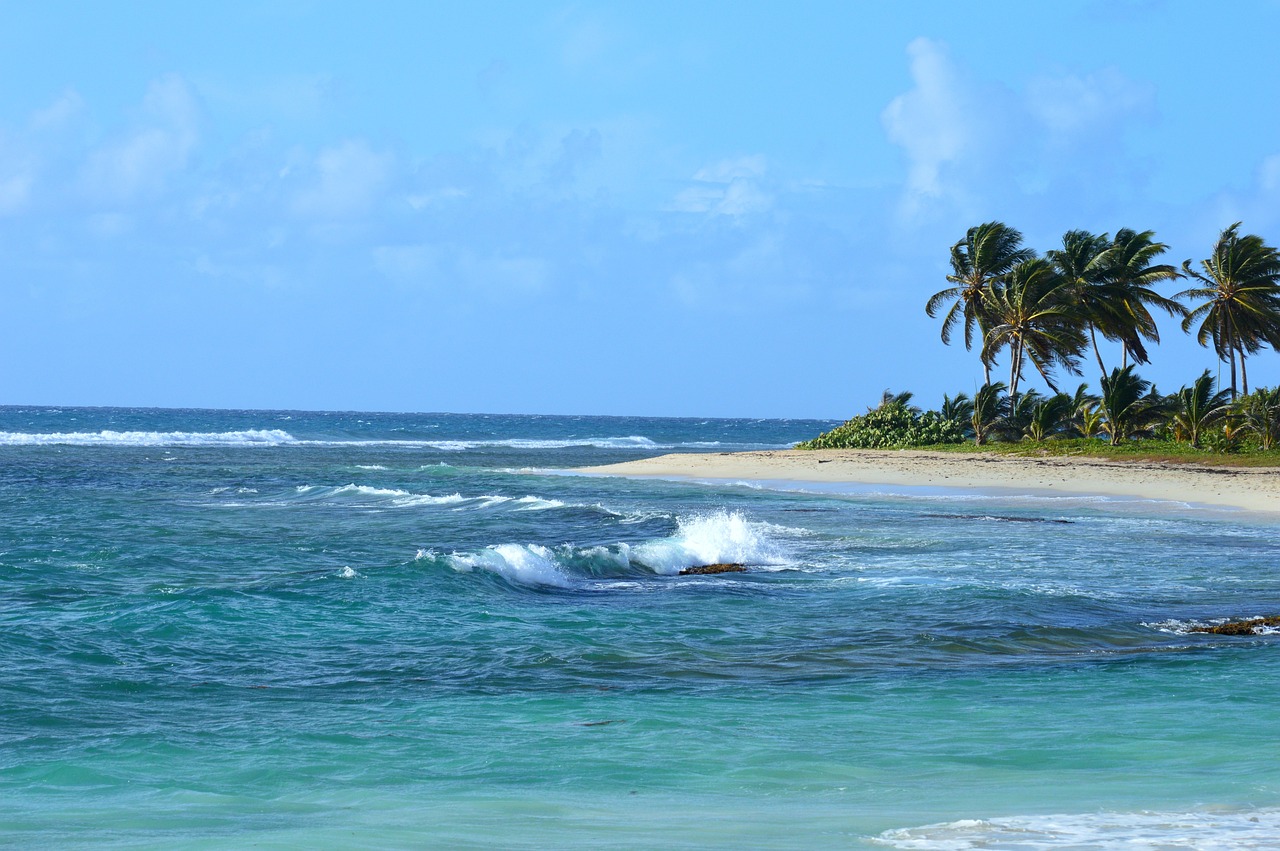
[797,379,1280,463]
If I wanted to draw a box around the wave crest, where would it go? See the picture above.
[0,429,297,447]
[437,510,796,588]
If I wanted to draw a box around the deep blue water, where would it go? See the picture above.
[2,406,1279,848]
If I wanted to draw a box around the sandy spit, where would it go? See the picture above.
[577,449,1280,514]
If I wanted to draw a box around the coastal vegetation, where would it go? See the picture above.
[800,221,1280,460]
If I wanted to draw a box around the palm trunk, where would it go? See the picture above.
[1228,347,1238,400]
[1121,343,1129,369]
[1241,348,1249,396]
[1089,324,1106,378]
[1009,342,1021,399]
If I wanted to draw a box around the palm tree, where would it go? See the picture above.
[1024,393,1074,441]
[980,258,1086,398]
[940,392,975,439]
[1234,387,1280,450]
[971,382,1009,446]
[1168,370,1232,448]
[1179,223,1280,398]
[1000,388,1044,441]
[926,222,1036,384]
[1101,228,1184,368]
[1047,229,1113,376]
[1099,365,1166,446]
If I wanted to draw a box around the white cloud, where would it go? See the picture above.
[881,38,976,209]
[292,140,392,218]
[1027,68,1153,140]
[30,89,85,131]
[671,156,772,217]
[82,74,200,202]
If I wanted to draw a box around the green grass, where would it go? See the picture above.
[911,438,1280,467]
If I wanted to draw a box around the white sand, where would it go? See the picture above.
[578,449,1280,514]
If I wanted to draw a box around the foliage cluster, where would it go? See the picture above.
[927,220,1280,400]
[796,393,965,449]
[799,373,1280,457]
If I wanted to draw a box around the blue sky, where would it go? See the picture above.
[4,1,1280,417]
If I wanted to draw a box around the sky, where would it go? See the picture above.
[4,0,1280,418]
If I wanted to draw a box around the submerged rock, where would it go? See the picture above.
[1192,616,1280,635]
[678,563,747,576]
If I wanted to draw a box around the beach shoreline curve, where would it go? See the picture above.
[576,449,1280,514]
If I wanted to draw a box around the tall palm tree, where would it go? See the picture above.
[926,222,1036,384]
[980,258,1086,398]
[1047,229,1113,376]
[1102,228,1184,368]
[1179,223,1280,398]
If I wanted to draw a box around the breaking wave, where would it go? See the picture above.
[0,430,786,450]
[0,429,298,447]
[433,510,799,588]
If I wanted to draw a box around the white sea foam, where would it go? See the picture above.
[355,464,388,470]
[630,510,795,575]
[447,543,573,588]
[336,566,361,579]
[0,428,298,447]
[1145,617,1280,636]
[0,429,790,451]
[875,807,1280,849]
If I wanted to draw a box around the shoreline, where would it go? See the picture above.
[576,449,1280,514]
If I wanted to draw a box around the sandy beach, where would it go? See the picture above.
[579,449,1280,514]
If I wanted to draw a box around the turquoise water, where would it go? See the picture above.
[3,407,1279,848]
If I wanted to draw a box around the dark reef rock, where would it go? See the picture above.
[679,563,747,576]
[1192,616,1280,635]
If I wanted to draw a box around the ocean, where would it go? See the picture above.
[2,406,1279,849]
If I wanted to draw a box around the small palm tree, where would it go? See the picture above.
[1234,387,1280,450]
[980,258,1086,397]
[1077,401,1107,439]
[1179,223,1280,397]
[1025,393,1074,441]
[999,388,1044,441]
[927,222,1036,384]
[1168,370,1232,448]
[940,392,975,439]
[1099,366,1165,446]
[971,382,1009,446]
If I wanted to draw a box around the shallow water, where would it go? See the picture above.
[2,407,1278,848]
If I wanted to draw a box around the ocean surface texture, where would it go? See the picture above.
[3,407,1278,849]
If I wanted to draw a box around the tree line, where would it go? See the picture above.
[927,221,1280,399]
[799,220,1280,452]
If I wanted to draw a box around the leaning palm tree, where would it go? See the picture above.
[1100,228,1184,368]
[1047,229,1113,376]
[927,222,1036,384]
[1179,223,1280,398]
[980,258,1086,398]
[1235,387,1280,450]
[1168,370,1232,448]
[1099,365,1166,446]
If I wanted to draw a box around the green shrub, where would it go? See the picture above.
[797,401,966,449]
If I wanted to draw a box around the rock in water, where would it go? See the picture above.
[1191,615,1280,635]
[678,563,747,576]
